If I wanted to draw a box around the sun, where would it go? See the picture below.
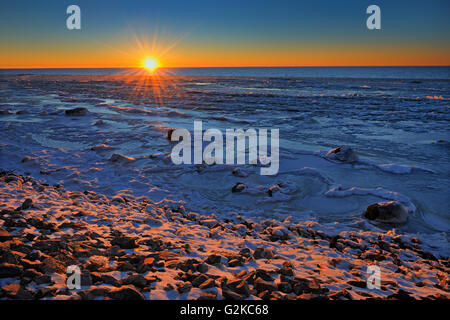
[143,57,158,72]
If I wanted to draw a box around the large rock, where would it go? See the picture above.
[108,285,145,300]
[364,201,408,224]
[65,107,88,116]
[325,145,358,163]
[0,263,22,278]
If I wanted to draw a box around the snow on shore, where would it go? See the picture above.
[0,171,448,300]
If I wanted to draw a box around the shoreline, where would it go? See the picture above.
[0,170,448,300]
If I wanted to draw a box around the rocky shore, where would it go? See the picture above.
[0,170,448,300]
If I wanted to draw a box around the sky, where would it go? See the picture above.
[1,0,449,68]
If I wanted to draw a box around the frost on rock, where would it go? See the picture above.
[325,145,358,163]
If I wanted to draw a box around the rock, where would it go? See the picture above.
[167,128,174,140]
[1,283,33,299]
[205,254,222,265]
[107,246,126,257]
[109,153,136,163]
[254,278,277,293]
[176,282,192,294]
[222,289,244,300]
[239,248,251,258]
[192,274,209,287]
[325,145,358,163]
[0,229,13,242]
[228,259,243,267]
[197,263,209,273]
[100,274,121,287]
[270,226,292,240]
[39,256,65,274]
[278,281,293,293]
[267,185,281,197]
[198,291,217,300]
[108,285,145,300]
[35,274,53,285]
[123,274,147,288]
[253,246,274,259]
[227,279,251,297]
[0,263,23,278]
[111,235,138,249]
[364,201,408,224]
[65,107,88,116]
[20,198,33,210]
[232,168,248,178]
[199,278,216,289]
[79,287,111,300]
[231,183,247,193]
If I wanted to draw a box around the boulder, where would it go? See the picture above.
[65,107,88,116]
[231,182,247,193]
[108,285,145,300]
[364,201,408,224]
[325,145,358,163]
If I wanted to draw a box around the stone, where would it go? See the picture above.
[253,246,274,259]
[123,274,147,288]
[205,254,222,265]
[192,274,209,287]
[0,263,22,278]
[222,289,244,300]
[199,278,216,289]
[65,107,88,116]
[111,235,138,249]
[231,183,246,193]
[325,145,358,163]
[228,259,243,267]
[108,285,145,300]
[198,291,217,300]
[2,283,33,299]
[278,281,293,293]
[176,282,193,294]
[20,198,33,210]
[0,229,13,242]
[364,201,408,224]
[254,278,277,293]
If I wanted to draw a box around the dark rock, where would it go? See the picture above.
[364,201,408,224]
[192,274,208,287]
[278,281,293,293]
[205,254,222,265]
[199,278,216,289]
[1,283,33,299]
[20,198,33,210]
[65,107,88,116]
[78,287,111,300]
[239,248,251,258]
[227,279,251,297]
[176,282,192,294]
[108,285,145,300]
[228,259,243,267]
[0,263,22,278]
[325,145,358,163]
[0,229,13,242]
[231,183,246,193]
[253,246,274,259]
[222,289,244,300]
[123,274,148,288]
[254,278,277,293]
[198,291,217,300]
[197,263,209,273]
[111,235,138,249]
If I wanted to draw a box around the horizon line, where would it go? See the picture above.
[1,65,450,70]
